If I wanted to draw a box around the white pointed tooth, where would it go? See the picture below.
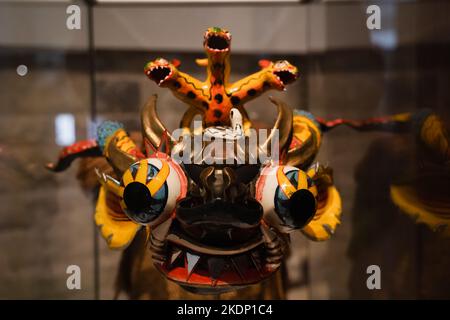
[186,252,201,277]
[170,250,182,265]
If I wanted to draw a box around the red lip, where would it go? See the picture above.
[156,243,276,293]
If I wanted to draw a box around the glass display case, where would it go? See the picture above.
[0,0,449,299]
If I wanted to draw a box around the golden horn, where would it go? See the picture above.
[106,134,137,174]
[260,96,293,154]
[179,106,200,135]
[141,94,177,151]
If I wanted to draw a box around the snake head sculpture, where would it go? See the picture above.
[144,26,299,127]
[262,59,299,90]
[203,26,231,53]
[144,58,179,87]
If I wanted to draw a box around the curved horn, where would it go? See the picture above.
[179,106,200,135]
[106,134,138,174]
[141,95,177,151]
[260,96,293,154]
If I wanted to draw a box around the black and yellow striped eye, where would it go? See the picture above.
[256,165,317,233]
[99,158,187,226]
[119,159,170,224]
[274,167,316,229]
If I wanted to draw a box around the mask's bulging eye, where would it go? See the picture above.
[255,165,317,233]
[119,158,187,226]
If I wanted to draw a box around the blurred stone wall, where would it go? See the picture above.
[0,51,96,299]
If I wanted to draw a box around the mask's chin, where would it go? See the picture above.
[154,198,278,294]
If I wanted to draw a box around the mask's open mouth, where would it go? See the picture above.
[154,198,281,294]
[176,198,262,245]
[274,70,297,86]
[205,34,231,52]
[145,65,173,85]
